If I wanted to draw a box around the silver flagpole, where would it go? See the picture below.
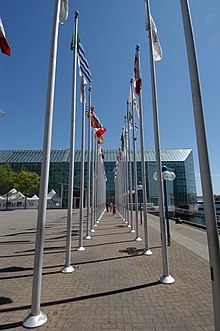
[94,134,98,226]
[62,10,79,273]
[78,77,86,251]
[122,130,127,223]
[124,116,130,227]
[85,86,92,240]
[127,101,135,233]
[90,128,95,232]
[145,0,173,280]
[131,78,141,241]
[135,45,152,256]
[23,0,64,327]
[180,1,220,328]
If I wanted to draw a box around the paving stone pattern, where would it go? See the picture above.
[0,209,215,330]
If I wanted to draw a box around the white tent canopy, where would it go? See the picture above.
[0,189,61,210]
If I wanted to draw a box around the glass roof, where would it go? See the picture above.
[0,148,192,163]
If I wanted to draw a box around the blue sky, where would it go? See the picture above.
[1,0,220,195]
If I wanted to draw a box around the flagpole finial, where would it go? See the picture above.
[130,77,133,84]
[136,44,140,51]
[127,100,129,106]
[75,10,79,18]
[89,86,92,92]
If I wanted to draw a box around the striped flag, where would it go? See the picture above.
[0,108,5,119]
[130,121,138,131]
[71,35,92,84]
[0,18,10,56]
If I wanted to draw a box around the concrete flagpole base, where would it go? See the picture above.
[144,249,153,256]
[135,237,142,242]
[62,266,75,273]
[85,235,92,240]
[160,274,175,284]
[77,246,85,252]
[23,311,47,328]
[130,229,135,233]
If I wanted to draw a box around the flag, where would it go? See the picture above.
[80,77,86,104]
[94,127,107,138]
[130,121,138,131]
[0,108,5,119]
[145,11,162,61]
[71,35,92,84]
[59,0,68,24]
[127,111,133,122]
[128,86,132,105]
[120,130,125,151]
[0,18,10,56]
[133,93,140,119]
[91,107,102,128]
[150,15,162,61]
[134,50,142,95]
[99,135,106,143]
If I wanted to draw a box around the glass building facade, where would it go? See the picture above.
[0,148,197,209]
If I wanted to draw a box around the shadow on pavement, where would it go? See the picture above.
[0,280,161,314]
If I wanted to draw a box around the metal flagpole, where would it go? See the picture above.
[23,0,66,328]
[90,128,95,232]
[135,45,152,256]
[62,10,78,273]
[145,0,173,280]
[122,129,127,223]
[124,116,130,227]
[127,101,135,233]
[180,0,220,328]
[130,79,141,241]
[94,134,98,227]
[78,77,86,251]
[85,86,92,240]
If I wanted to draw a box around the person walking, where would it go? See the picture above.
[106,201,109,212]
[109,202,113,212]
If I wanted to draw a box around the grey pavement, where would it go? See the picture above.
[0,208,217,330]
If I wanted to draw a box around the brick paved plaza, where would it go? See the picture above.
[0,209,216,330]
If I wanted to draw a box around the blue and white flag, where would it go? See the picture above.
[77,38,92,84]
[130,121,138,131]
[71,35,92,84]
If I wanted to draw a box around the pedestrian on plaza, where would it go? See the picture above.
[106,201,109,212]
[109,202,113,212]
[112,204,116,215]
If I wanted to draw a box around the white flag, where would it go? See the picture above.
[151,15,162,61]
[59,0,68,24]
[128,86,132,105]
[145,6,162,61]
[133,93,140,119]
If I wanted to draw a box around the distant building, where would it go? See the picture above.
[0,148,197,210]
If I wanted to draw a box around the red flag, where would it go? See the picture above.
[0,18,10,56]
[134,51,142,95]
[94,127,107,137]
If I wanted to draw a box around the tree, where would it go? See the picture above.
[0,164,15,195]
[14,169,40,208]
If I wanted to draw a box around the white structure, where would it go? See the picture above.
[0,188,61,210]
